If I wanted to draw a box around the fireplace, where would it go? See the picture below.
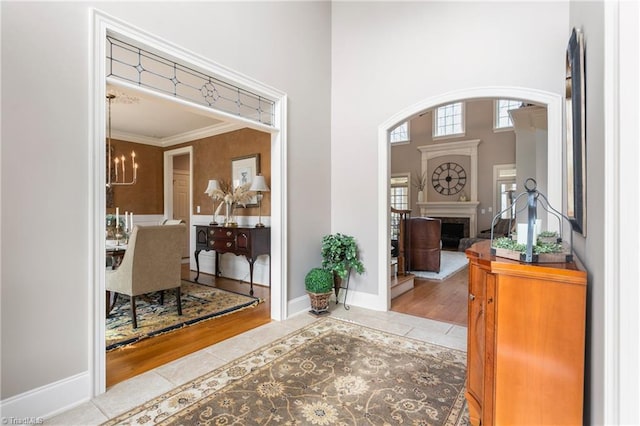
[436,217,470,249]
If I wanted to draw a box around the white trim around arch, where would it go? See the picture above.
[377,87,563,310]
[90,9,288,397]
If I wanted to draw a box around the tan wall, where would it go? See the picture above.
[107,128,271,217]
[188,128,271,218]
[108,139,164,214]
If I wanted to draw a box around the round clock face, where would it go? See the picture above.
[431,162,467,195]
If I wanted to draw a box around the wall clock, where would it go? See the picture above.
[431,162,467,195]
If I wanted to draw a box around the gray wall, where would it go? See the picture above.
[1,1,331,400]
[569,2,606,424]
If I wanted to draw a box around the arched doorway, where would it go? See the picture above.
[377,87,563,310]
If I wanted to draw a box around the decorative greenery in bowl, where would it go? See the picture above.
[492,237,563,254]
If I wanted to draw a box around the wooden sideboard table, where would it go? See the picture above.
[465,240,586,426]
[194,225,270,295]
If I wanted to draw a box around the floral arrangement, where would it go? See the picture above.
[210,180,254,207]
[209,180,255,226]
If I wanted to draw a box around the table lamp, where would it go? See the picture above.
[250,175,270,228]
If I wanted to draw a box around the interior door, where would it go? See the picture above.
[173,169,190,258]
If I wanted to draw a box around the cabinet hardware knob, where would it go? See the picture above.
[488,298,493,304]
[469,294,476,301]
[226,242,232,247]
[226,231,232,237]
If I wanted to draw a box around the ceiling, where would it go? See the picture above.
[106,84,242,147]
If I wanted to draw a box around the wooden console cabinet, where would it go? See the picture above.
[194,225,270,295]
[465,240,586,425]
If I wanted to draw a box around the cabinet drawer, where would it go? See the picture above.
[210,228,235,240]
[210,239,236,251]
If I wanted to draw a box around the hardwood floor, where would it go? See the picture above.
[391,265,469,326]
[106,265,271,388]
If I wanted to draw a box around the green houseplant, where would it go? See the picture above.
[321,233,365,297]
[304,267,334,315]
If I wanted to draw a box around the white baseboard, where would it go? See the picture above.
[0,372,90,419]
[287,286,388,318]
[288,294,311,317]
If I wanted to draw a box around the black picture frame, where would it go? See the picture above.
[565,27,586,236]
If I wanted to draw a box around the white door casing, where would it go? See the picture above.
[91,9,288,396]
[173,169,190,258]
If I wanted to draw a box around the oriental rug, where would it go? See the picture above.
[103,317,468,425]
[106,281,261,351]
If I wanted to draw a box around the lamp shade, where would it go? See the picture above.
[204,179,220,196]
[250,175,270,192]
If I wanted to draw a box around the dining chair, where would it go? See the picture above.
[106,224,186,329]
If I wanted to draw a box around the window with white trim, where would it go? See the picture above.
[433,102,464,138]
[389,121,410,144]
[390,174,409,240]
[494,99,522,130]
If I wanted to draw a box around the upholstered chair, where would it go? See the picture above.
[106,224,186,329]
[407,217,442,273]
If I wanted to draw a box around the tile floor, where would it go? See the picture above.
[46,306,467,425]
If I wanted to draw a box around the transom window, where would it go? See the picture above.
[389,121,410,144]
[494,99,523,130]
[433,102,464,138]
[390,174,409,239]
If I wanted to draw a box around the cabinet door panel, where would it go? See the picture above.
[466,262,486,424]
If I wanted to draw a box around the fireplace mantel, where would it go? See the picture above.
[417,201,480,237]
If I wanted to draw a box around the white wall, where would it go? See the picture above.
[0,0,331,413]
[331,1,569,297]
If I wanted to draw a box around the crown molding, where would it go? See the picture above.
[111,122,245,147]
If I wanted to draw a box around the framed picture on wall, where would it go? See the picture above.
[565,27,586,236]
[231,154,260,207]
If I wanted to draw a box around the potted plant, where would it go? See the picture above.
[305,267,334,315]
[321,233,365,297]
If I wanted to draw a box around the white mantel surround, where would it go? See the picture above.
[416,139,481,237]
[416,201,481,237]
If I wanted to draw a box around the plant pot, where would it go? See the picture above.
[307,291,333,315]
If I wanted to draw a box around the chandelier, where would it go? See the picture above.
[106,94,138,186]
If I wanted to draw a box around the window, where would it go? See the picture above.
[390,174,409,240]
[389,121,409,144]
[494,99,522,130]
[433,102,464,138]
[493,164,517,219]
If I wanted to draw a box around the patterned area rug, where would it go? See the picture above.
[106,281,260,351]
[103,318,468,425]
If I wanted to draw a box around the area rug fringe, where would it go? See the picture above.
[103,317,468,425]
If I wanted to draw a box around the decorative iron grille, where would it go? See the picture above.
[106,36,275,126]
